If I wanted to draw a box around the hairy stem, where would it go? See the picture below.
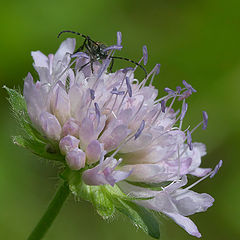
[27,181,70,240]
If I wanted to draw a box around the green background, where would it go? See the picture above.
[0,0,239,239]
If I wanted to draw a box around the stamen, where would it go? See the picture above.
[161,100,166,113]
[93,50,113,90]
[182,80,197,93]
[164,88,175,95]
[184,160,223,191]
[176,86,182,93]
[97,58,111,78]
[165,95,177,116]
[190,111,208,134]
[116,91,127,115]
[94,102,101,126]
[130,98,145,122]
[71,52,89,59]
[90,89,95,100]
[210,160,223,178]
[55,58,77,86]
[103,70,128,110]
[187,130,193,151]
[126,77,132,97]
[177,144,181,179]
[178,89,192,101]
[142,45,148,65]
[190,121,202,134]
[202,111,208,130]
[134,120,145,140]
[122,67,134,73]
[110,120,147,158]
[150,64,161,86]
[180,102,188,121]
[99,150,107,164]
[139,63,159,88]
[117,31,122,46]
[103,45,123,52]
[110,87,125,95]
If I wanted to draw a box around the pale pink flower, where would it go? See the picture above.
[23,35,220,237]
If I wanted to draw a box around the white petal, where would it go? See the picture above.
[163,212,201,238]
[120,164,170,183]
[50,85,70,125]
[190,167,212,177]
[31,51,49,68]
[39,112,62,141]
[86,140,103,164]
[24,73,48,127]
[53,38,76,70]
[59,135,80,155]
[79,117,95,149]
[66,148,86,170]
[173,189,214,216]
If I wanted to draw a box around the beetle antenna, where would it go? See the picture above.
[111,56,148,78]
[57,30,98,45]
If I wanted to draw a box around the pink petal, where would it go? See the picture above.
[50,85,70,125]
[66,148,86,170]
[39,112,62,141]
[59,135,80,155]
[163,212,201,238]
[86,140,103,164]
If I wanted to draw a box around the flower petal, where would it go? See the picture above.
[163,212,201,238]
[50,85,70,125]
[39,112,62,141]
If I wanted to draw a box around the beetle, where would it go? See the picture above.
[57,30,148,77]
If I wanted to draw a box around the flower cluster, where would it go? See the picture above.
[9,32,221,238]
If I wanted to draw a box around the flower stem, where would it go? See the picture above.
[27,181,70,240]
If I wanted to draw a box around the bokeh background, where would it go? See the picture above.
[0,0,239,239]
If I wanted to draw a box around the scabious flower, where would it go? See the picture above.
[6,32,222,239]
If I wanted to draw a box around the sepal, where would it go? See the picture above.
[5,87,64,162]
[13,135,64,162]
[61,168,160,239]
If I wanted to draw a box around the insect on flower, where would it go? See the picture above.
[4,31,223,240]
[57,30,148,77]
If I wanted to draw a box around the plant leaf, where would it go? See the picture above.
[90,186,115,219]
[13,135,65,162]
[4,87,64,162]
[65,170,115,219]
[105,184,154,201]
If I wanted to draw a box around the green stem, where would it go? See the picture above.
[27,181,70,240]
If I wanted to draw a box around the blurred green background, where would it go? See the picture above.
[0,0,239,239]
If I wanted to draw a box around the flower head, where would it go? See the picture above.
[6,32,222,239]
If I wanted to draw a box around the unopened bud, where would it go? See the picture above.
[66,148,86,170]
[59,135,80,155]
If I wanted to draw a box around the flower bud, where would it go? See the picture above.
[62,118,80,138]
[39,112,62,141]
[66,148,86,170]
[59,135,80,155]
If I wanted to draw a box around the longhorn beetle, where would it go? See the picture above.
[57,30,148,77]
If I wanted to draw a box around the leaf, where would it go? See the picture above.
[90,186,115,219]
[105,184,154,201]
[113,198,160,239]
[4,87,64,162]
[3,86,33,135]
[64,170,115,219]
[13,135,65,162]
